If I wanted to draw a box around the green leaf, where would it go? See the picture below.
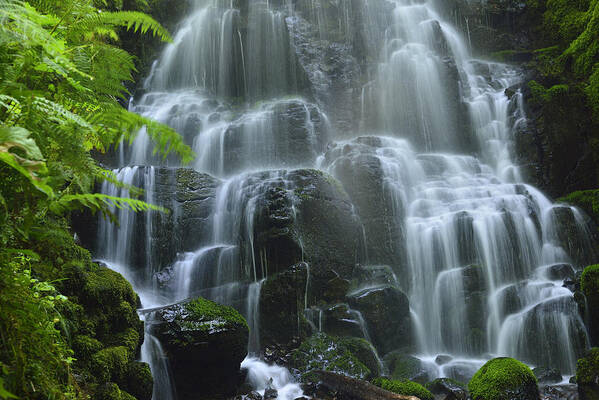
[0,377,17,399]
[49,193,169,216]
[0,126,53,196]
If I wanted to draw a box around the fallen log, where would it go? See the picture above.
[316,371,420,400]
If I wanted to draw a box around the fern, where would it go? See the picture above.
[49,193,168,219]
[70,10,173,42]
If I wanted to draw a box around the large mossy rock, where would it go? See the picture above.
[582,265,599,346]
[153,297,249,399]
[577,348,599,400]
[346,285,411,355]
[468,357,539,400]
[55,263,151,399]
[289,332,381,381]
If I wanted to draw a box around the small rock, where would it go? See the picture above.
[532,367,562,385]
[246,391,263,400]
[264,378,278,400]
[435,355,453,366]
[427,378,467,400]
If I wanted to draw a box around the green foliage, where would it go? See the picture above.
[372,377,434,400]
[559,190,599,220]
[0,2,191,397]
[0,0,193,245]
[468,357,538,400]
[91,346,130,383]
[576,348,599,387]
[0,252,75,399]
[533,0,599,119]
[581,264,599,295]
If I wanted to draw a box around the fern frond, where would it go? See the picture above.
[91,107,195,163]
[70,10,172,42]
[95,167,144,197]
[49,193,168,216]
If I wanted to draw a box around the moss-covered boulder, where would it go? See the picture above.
[577,348,599,400]
[346,285,411,354]
[372,377,434,400]
[582,265,599,345]
[95,383,136,400]
[289,332,380,381]
[123,362,153,400]
[383,352,431,384]
[53,262,149,398]
[153,297,249,399]
[468,357,539,400]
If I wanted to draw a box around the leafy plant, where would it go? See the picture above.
[0,0,193,398]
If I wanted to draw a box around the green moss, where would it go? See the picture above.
[577,348,599,385]
[290,333,373,381]
[184,297,248,330]
[581,264,599,294]
[90,346,130,383]
[384,352,422,381]
[372,377,434,400]
[124,361,153,400]
[72,335,103,361]
[559,190,599,221]
[112,327,140,357]
[95,382,137,400]
[82,266,138,309]
[468,357,538,400]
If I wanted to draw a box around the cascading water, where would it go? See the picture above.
[93,0,597,398]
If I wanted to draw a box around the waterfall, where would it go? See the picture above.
[93,0,596,397]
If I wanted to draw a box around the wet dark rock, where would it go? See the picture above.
[321,138,405,271]
[289,332,380,381]
[516,79,599,199]
[547,206,595,268]
[352,264,399,289]
[346,285,411,355]
[320,303,365,338]
[384,353,431,384]
[246,391,263,400]
[532,367,562,385]
[153,297,249,399]
[460,264,487,354]
[435,355,453,366]
[260,263,311,348]
[514,296,588,369]
[264,379,278,400]
[540,384,579,400]
[286,14,361,134]
[117,167,220,276]
[249,168,363,284]
[222,100,329,175]
[426,378,467,400]
[545,263,576,281]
